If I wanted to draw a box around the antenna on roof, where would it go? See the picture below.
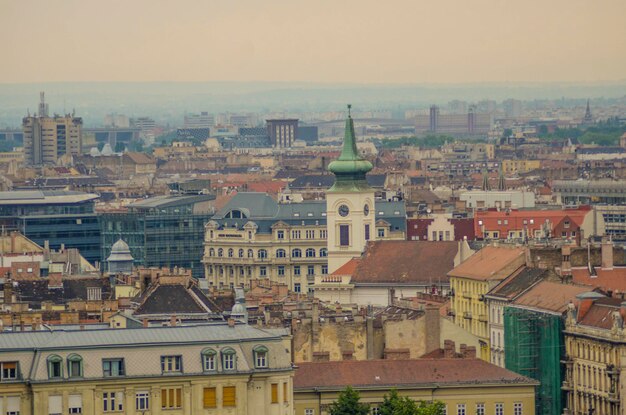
[347,104,352,118]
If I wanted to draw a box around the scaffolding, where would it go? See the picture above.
[504,306,564,415]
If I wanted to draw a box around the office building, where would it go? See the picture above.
[415,106,492,135]
[100,194,215,278]
[0,190,100,264]
[267,119,298,148]
[184,112,215,129]
[0,322,294,415]
[22,92,83,166]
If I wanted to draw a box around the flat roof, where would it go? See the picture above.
[0,190,99,205]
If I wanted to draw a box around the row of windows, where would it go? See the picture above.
[302,402,525,415]
[208,247,327,258]
[276,229,327,240]
[25,347,270,381]
[207,264,326,277]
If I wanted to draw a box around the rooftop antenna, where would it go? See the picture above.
[347,104,352,118]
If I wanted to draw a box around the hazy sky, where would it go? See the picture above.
[1,0,625,84]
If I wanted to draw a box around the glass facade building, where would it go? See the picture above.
[99,194,215,277]
[0,190,101,264]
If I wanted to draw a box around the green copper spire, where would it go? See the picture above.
[327,105,373,193]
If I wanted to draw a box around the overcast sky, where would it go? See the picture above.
[1,0,625,84]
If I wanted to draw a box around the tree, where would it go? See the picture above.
[378,389,445,415]
[328,386,369,415]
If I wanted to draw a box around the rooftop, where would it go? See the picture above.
[448,246,526,281]
[294,359,537,390]
[511,281,591,314]
[0,190,99,205]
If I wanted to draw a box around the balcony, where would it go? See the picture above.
[478,314,488,322]
[462,292,472,299]
[463,311,472,320]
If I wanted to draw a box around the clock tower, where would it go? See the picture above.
[326,105,375,273]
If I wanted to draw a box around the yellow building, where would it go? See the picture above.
[0,322,294,415]
[563,293,626,415]
[294,359,537,415]
[501,159,541,175]
[448,245,526,361]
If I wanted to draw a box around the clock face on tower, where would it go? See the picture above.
[363,204,370,216]
[338,204,350,217]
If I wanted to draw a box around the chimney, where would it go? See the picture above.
[561,244,572,277]
[10,232,16,253]
[465,346,477,358]
[460,343,467,358]
[443,340,455,358]
[227,318,236,327]
[170,315,177,327]
[601,238,614,270]
[142,318,149,328]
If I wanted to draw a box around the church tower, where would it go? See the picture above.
[326,105,375,273]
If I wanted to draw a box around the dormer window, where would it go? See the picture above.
[67,354,83,378]
[221,348,236,371]
[201,348,217,371]
[253,346,268,369]
[47,355,63,379]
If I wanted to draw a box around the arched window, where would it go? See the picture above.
[306,248,316,258]
[247,249,254,258]
[276,249,286,258]
[319,248,328,257]
[209,248,215,257]
[201,348,217,372]
[258,249,267,259]
[221,348,237,371]
[67,354,83,378]
[217,248,224,257]
[228,248,234,258]
[238,249,244,258]
[47,355,63,379]
[291,248,302,258]
[253,345,268,369]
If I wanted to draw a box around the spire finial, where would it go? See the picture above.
[347,104,352,117]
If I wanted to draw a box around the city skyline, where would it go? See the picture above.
[1,0,626,84]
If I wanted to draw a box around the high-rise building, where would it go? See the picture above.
[184,111,214,129]
[503,99,523,118]
[415,105,491,135]
[22,92,83,166]
[266,119,298,148]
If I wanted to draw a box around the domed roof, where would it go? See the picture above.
[107,238,134,263]
[231,302,247,316]
[101,143,114,156]
[111,238,130,253]
[89,147,101,157]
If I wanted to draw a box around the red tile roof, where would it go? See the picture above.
[571,267,626,293]
[294,359,536,390]
[351,241,459,285]
[331,258,360,276]
[512,281,591,313]
[448,246,526,281]
[577,297,623,330]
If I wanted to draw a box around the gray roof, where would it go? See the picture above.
[129,194,215,210]
[0,322,285,351]
[0,190,99,205]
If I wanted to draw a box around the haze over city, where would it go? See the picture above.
[1,0,626,84]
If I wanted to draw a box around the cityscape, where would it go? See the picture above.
[1,1,626,415]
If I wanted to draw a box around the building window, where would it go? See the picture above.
[305,410,315,415]
[271,383,279,404]
[203,387,216,408]
[340,225,350,246]
[322,265,328,275]
[306,230,315,239]
[307,265,315,276]
[365,224,370,240]
[103,392,124,412]
[292,248,302,258]
[371,408,380,415]
[228,248,234,257]
[48,395,62,415]
[278,265,285,276]
[201,348,217,371]
[209,248,215,257]
[457,404,466,415]
[238,249,244,258]
[253,345,268,368]
[222,348,236,371]
[160,356,182,373]
[277,230,285,240]
[223,386,236,407]
[217,248,223,257]
[495,403,503,415]
[68,395,82,414]
[306,248,316,257]
[6,396,19,415]
[102,359,125,377]
[248,231,253,239]
[377,228,385,238]
[294,283,301,293]
[260,266,267,277]
[476,403,485,415]
[292,230,301,239]
[320,229,327,239]
[320,248,328,257]
[0,361,18,380]
[283,382,288,403]
[514,403,522,415]
[47,355,63,379]
[67,354,83,378]
[276,249,286,258]
[161,388,182,409]
[136,391,149,411]
[258,249,268,259]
